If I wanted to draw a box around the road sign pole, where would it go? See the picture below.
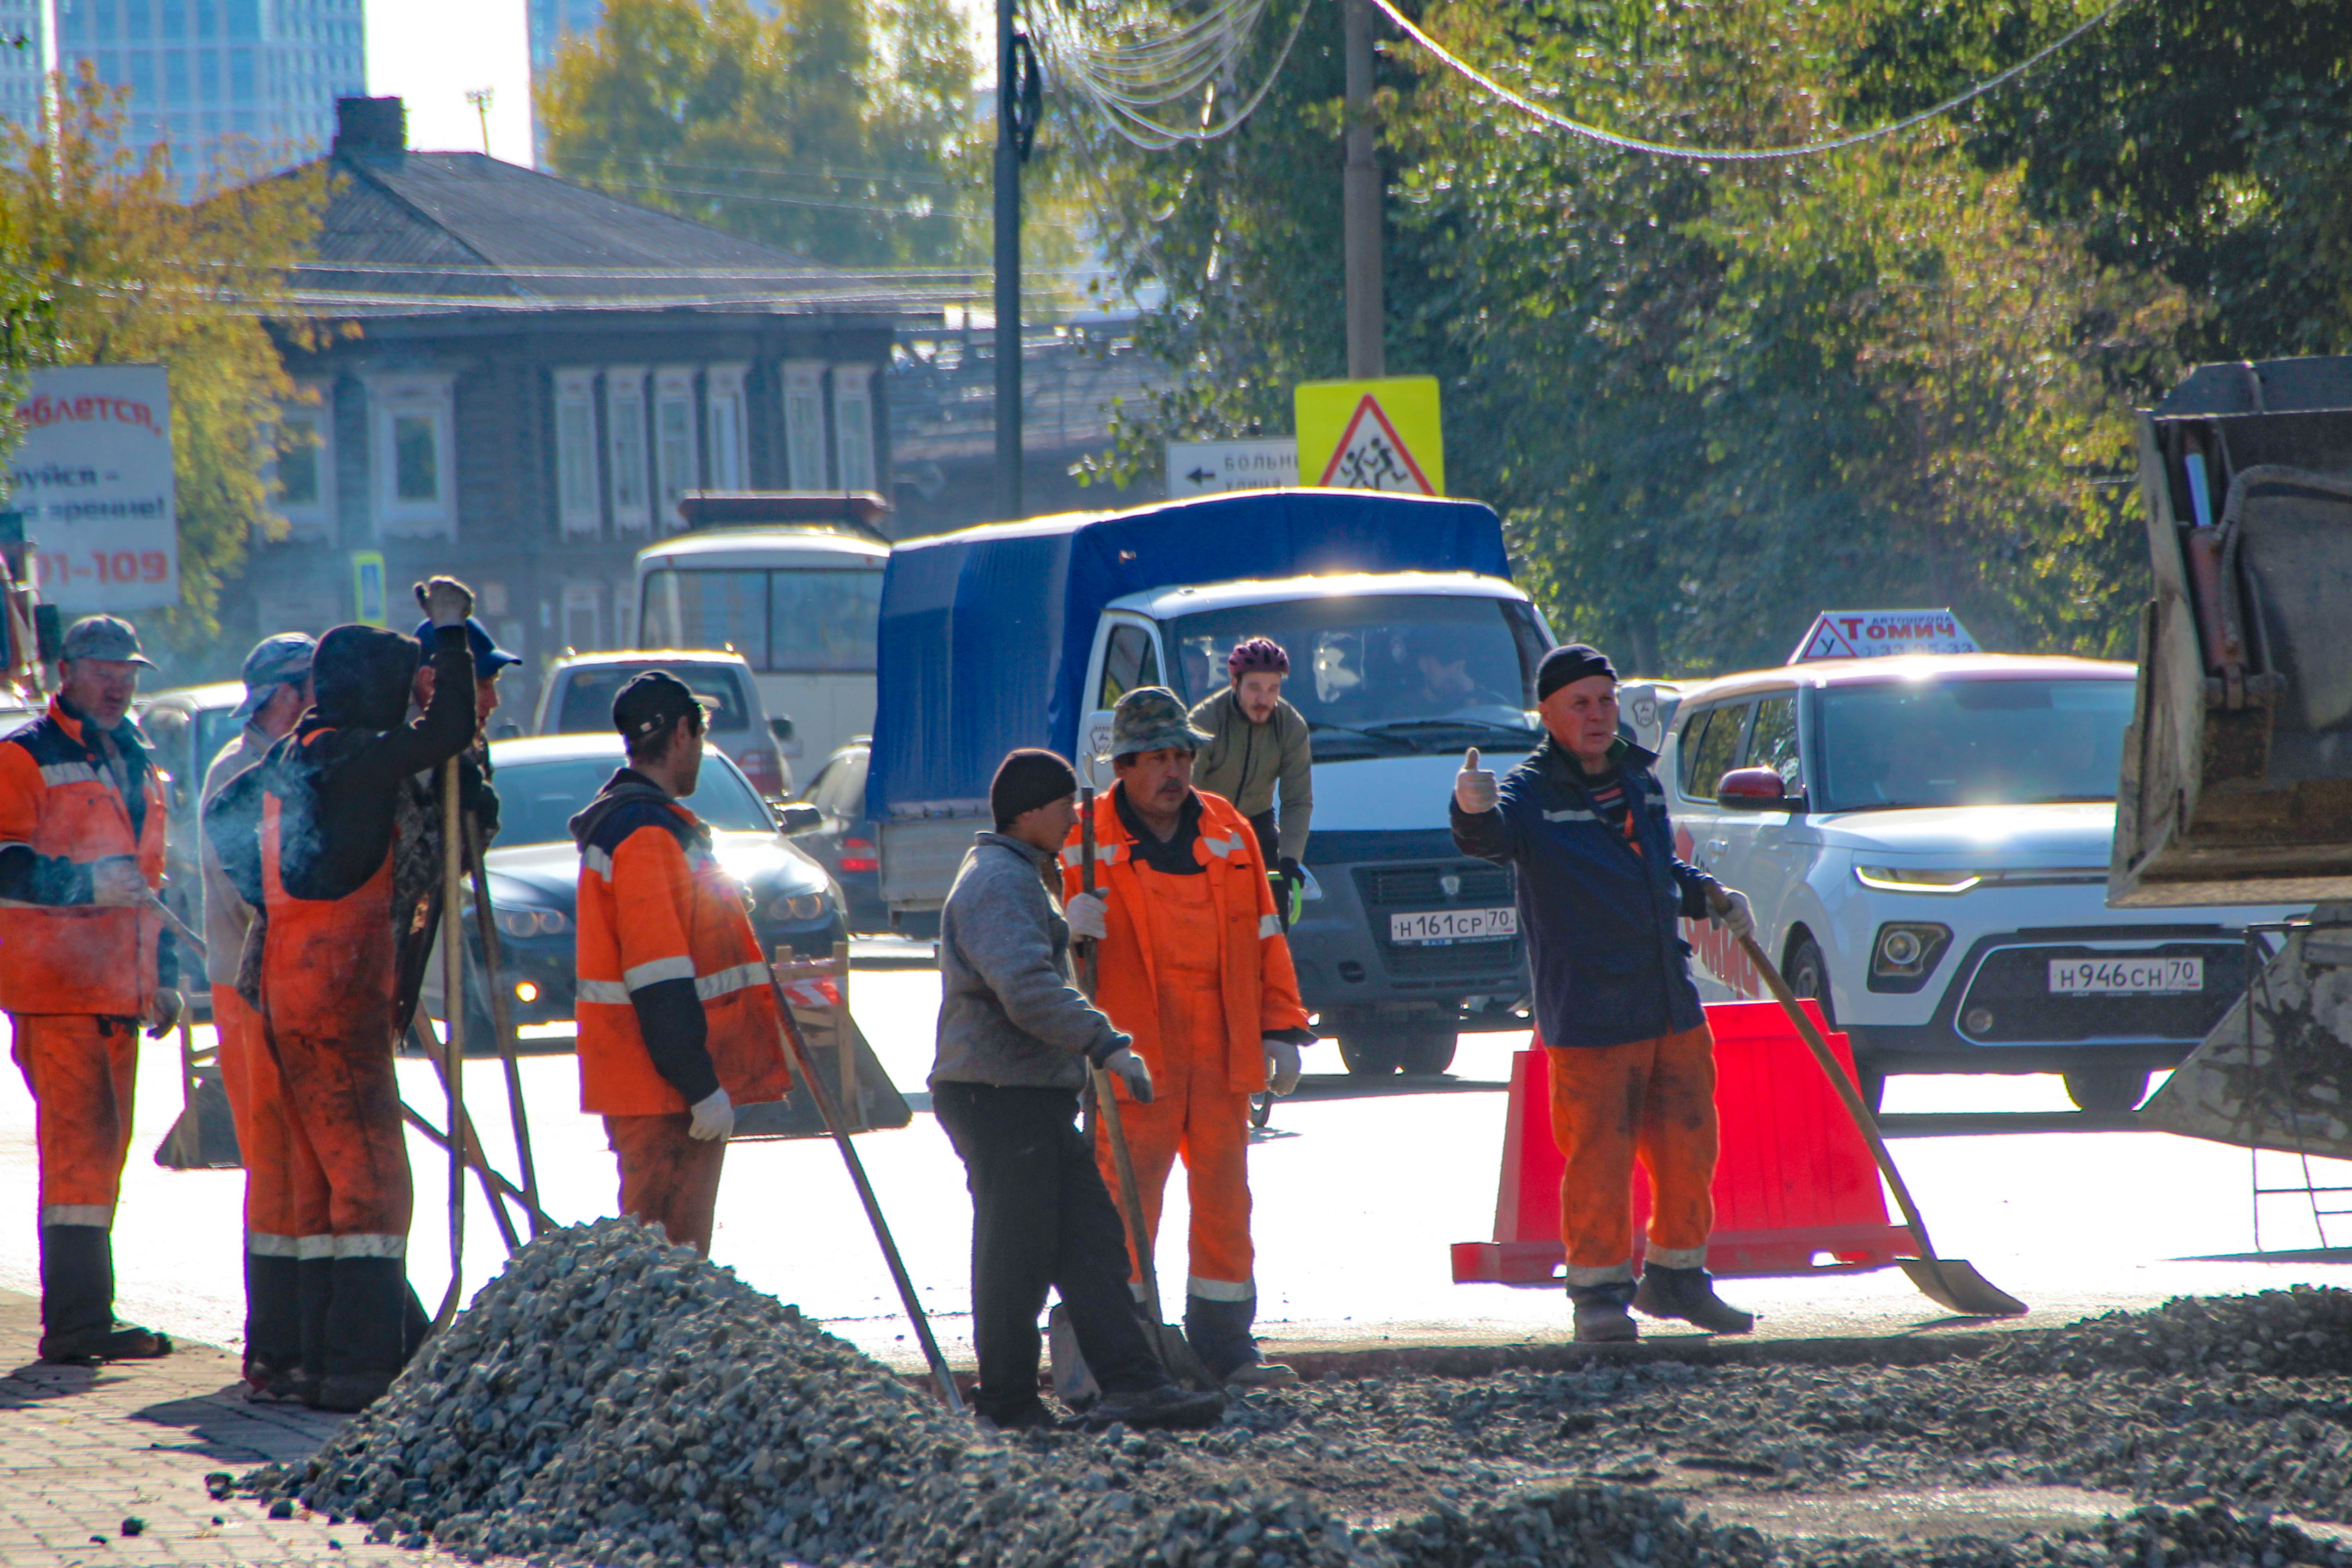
[993,0,1024,522]
[1343,0,1383,381]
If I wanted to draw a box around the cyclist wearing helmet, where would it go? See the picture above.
[1189,637,1313,921]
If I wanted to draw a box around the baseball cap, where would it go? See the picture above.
[611,670,717,744]
[60,615,156,668]
[411,616,524,675]
[230,632,317,723]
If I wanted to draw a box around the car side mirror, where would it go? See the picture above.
[1717,766,1804,811]
[768,715,795,744]
[776,802,824,834]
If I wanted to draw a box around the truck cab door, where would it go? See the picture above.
[1079,615,1168,789]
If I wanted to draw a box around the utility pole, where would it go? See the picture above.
[993,0,1025,521]
[1342,0,1382,379]
[465,88,494,156]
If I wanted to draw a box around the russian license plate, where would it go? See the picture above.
[1390,907,1517,945]
[2047,957,2204,994]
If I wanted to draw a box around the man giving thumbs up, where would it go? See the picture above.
[1449,644,1754,1344]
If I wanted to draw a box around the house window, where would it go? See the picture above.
[554,367,599,537]
[363,372,456,537]
[832,363,876,492]
[562,582,601,653]
[706,363,747,493]
[268,383,334,541]
[782,360,827,488]
[605,364,651,532]
[654,366,696,529]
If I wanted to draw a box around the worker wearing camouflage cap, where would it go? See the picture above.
[1061,687,1317,1389]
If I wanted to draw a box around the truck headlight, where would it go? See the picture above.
[1871,922,1950,982]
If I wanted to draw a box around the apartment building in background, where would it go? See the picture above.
[0,0,39,137]
[53,0,363,191]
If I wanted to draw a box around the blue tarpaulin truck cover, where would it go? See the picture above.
[869,488,1512,819]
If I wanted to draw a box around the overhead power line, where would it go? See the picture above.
[1031,0,1314,149]
[1362,0,2135,160]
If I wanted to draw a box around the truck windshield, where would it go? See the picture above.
[1814,678,2133,811]
[1165,595,1548,757]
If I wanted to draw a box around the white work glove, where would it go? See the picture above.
[1065,889,1110,941]
[415,575,476,628]
[1102,1045,1155,1105]
[688,1087,735,1141]
[1455,747,1499,814]
[90,858,149,907]
[1263,1036,1302,1097]
[145,987,184,1038]
[1710,886,1756,942]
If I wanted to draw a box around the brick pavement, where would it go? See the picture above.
[0,1287,496,1568]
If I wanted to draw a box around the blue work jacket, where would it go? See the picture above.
[1450,736,1717,1050]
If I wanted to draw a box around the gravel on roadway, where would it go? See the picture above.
[244,1220,2352,1568]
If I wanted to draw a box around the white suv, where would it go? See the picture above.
[1660,653,2297,1111]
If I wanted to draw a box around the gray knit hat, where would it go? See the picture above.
[1109,686,1213,760]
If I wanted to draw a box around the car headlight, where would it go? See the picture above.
[495,905,570,938]
[764,891,831,924]
[1855,865,1981,894]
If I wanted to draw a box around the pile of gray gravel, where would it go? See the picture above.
[243,1225,2352,1568]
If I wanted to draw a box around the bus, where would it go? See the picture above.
[634,523,889,774]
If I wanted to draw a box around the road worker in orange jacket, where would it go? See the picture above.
[1062,686,1316,1389]
[197,632,320,1399]
[212,582,479,1412]
[0,615,182,1364]
[569,671,788,1256]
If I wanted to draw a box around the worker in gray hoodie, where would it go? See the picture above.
[930,747,1224,1433]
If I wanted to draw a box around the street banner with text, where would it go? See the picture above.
[7,366,178,611]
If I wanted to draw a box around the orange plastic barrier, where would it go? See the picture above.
[1450,1000,1915,1283]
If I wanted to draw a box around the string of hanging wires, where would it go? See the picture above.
[1027,0,1315,149]
[1034,0,2131,159]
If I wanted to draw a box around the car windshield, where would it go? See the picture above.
[1164,595,1548,758]
[553,665,751,734]
[1814,678,2133,811]
[490,753,775,848]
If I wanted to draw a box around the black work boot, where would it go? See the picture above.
[1633,1263,1755,1334]
[1185,1293,1299,1390]
[311,1257,409,1412]
[1091,1380,1226,1431]
[243,1252,304,1398]
[293,1255,332,1402]
[1566,1279,1639,1343]
[38,1226,171,1363]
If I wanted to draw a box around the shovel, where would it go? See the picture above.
[1708,890,2026,1318]
[1078,788,1221,1393]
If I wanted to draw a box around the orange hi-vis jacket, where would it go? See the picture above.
[0,698,165,1017]
[574,786,788,1116]
[1062,786,1309,1098]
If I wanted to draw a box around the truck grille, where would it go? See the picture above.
[1354,860,1526,984]
[1955,940,2247,1043]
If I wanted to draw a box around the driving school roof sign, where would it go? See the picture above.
[1790,609,1979,663]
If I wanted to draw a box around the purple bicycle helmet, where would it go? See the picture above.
[1228,637,1291,678]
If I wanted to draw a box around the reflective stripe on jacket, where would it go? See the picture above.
[0,698,164,1015]
[1060,786,1309,1097]
[574,797,788,1116]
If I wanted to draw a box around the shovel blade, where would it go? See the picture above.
[1156,1323,1222,1394]
[1897,1257,2027,1318]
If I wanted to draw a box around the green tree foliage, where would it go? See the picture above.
[0,70,327,665]
[538,0,984,268]
[1074,0,2184,674]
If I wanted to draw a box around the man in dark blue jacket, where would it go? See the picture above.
[1451,643,1757,1342]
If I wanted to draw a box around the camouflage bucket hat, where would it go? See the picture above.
[1110,685,1213,759]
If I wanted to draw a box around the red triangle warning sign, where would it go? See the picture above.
[1317,395,1437,494]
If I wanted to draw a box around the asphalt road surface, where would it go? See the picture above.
[3,966,2349,1371]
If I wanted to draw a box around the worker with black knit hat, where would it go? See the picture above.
[1451,642,1759,1344]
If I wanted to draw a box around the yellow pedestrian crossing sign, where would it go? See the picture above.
[1295,376,1445,496]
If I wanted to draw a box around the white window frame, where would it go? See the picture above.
[561,581,602,654]
[363,372,457,538]
[605,364,652,533]
[267,381,336,541]
[554,367,601,538]
[706,362,748,494]
[831,362,878,493]
[653,365,697,530]
[781,359,829,489]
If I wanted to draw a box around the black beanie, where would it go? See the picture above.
[991,748,1079,830]
[1537,643,1617,702]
